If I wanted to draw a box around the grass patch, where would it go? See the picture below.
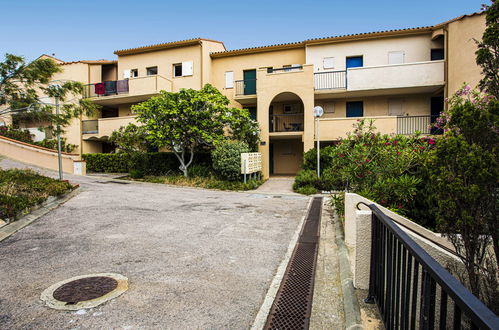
[0,168,74,221]
[127,174,264,191]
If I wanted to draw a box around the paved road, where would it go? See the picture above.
[0,159,309,329]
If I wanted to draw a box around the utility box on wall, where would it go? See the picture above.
[240,152,262,174]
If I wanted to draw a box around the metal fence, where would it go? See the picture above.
[270,113,304,132]
[397,115,443,135]
[314,70,347,90]
[362,203,499,330]
[82,120,98,134]
[235,79,257,96]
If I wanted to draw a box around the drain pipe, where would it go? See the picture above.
[333,213,363,329]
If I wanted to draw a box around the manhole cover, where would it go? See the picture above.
[41,273,128,310]
[53,276,118,304]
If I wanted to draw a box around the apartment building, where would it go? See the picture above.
[5,12,485,178]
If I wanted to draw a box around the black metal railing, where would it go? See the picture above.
[83,79,129,98]
[235,79,257,96]
[82,120,98,134]
[267,66,303,73]
[269,113,304,132]
[314,70,347,90]
[362,203,499,330]
[397,115,443,135]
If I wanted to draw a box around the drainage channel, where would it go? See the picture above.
[264,196,323,330]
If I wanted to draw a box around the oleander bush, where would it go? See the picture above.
[0,168,74,220]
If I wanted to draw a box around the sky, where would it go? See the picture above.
[0,0,486,62]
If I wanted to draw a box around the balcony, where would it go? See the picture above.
[318,115,442,140]
[270,114,304,133]
[82,115,137,140]
[83,75,173,106]
[314,61,444,95]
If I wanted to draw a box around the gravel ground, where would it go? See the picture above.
[0,158,309,329]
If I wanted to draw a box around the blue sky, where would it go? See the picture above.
[0,0,485,62]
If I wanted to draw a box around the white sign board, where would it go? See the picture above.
[241,152,262,174]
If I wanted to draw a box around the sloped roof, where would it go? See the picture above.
[114,38,225,56]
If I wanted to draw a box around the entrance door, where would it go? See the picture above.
[346,56,363,68]
[346,101,364,117]
[269,143,274,175]
[243,70,256,95]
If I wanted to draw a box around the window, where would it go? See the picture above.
[346,101,364,117]
[225,71,234,88]
[346,56,363,68]
[388,99,404,116]
[324,102,335,114]
[283,65,292,72]
[131,69,138,77]
[323,57,335,69]
[245,107,257,120]
[173,61,193,77]
[283,104,300,114]
[388,51,405,64]
[146,66,158,76]
[431,49,444,60]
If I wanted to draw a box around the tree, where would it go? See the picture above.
[476,1,499,97]
[0,54,99,136]
[132,84,259,177]
[109,123,149,154]
[428,86,498,311]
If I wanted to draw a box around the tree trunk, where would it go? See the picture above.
[173,147,195,177]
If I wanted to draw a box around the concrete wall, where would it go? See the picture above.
[447,13,486,96]
[0,135,85,175]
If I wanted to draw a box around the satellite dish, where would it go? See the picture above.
[313,106,324,117]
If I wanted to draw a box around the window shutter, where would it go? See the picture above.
[225,71,234,88]
[123,69,131,79]
[388,99,404,116]
[182,61,193,76]
[323,57,334,69]
[388,51,405,64]
[324,102,335,113]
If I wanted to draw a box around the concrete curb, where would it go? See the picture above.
[333,210,363,329]
[0,187,81,243]
[251,197,313,330]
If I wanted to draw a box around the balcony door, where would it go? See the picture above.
[243,70,256,95]
[346,101,364,117]
[346,56,363,68]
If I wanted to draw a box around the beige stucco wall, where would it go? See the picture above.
[210,48,306,106]
[200,40,226,87]
[117,45,202,91]
[447,13,486,96]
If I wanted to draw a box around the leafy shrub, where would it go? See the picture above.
[0,169,74,220]
[187,164,213,178]
[132,174,263,191]
[293,170,320,191]
[0,126,33,143]
[330,192,345,218]
[129,169,144,179]
[211,141,249,181]
[295,186,318,195]
[83,152,212,175]
[34,138,77,153]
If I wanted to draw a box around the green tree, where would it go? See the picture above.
[132,84,259,177]
[428,87,498,310]
[0,54,99,136]
[476,0,499,97]
[109,123,148,154]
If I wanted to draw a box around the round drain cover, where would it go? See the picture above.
[41,273,128,310]
[53,276,118,303]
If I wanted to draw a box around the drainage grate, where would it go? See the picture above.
[53,276,118,304]
[264,197,323,330]
[97,181,130,185]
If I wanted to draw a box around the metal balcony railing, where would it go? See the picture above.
[82,120,98,134]
[397,115,443,135]
[314,70,347,90]
[267,66,303,73]
[235,79,257,96]
[83,79,129,98]
[362,203,499,330]
[270,114,304,133]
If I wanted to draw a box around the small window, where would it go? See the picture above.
[146,66,158,76]
[388,51,405,64]
[388,99,404,116]
[346,101,364,117]
[225,71,234,88]
[173,63,182,77]
[431,49,444,61]
[131,69,138,77]
[323,57,335,69]
[324,102,335,113]
[346,56,363,69]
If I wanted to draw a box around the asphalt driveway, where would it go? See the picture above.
[0,159,309,329]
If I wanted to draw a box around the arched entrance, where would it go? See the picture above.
[268,92,304,176]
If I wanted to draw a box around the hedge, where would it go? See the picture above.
[82,152,212,175]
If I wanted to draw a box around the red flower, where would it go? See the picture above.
[396,152,401,155]
[428,139,436,145]
[384,142,391,145]
[365,159,370,163]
